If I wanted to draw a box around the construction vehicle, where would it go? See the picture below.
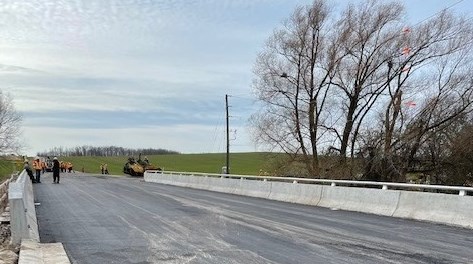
[123,157,145,176]
[123,154,161,176]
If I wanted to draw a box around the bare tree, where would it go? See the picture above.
[252,0,336,177]
[0,91,22,154]
[356,11,472,181]
[383,12,473,153]
[328,1,404,164]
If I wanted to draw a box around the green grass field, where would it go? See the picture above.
[0,153,363,181]
[0,158,20,182]
[59,152,283,176]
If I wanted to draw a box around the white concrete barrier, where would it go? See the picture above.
[192,175,211,189]
[318,186,401,216]
[268,182,323,205]
[6,173,71,263]
[8,170,39,245]
[234,179,271,199]
[393,191,473,228]
[169,175,191,188]
[208,177,239,194]
[144,171,473,229]
[145,172,180,186]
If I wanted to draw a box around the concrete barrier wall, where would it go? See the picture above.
[144,172,473,229]
[318,186,401,216]
[208,177,239,194]
[392,191,473,228]
[269,182,323,205]
[234,179,271,199]
[8,170,39,245]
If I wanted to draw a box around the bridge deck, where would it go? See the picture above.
[35,173,473,263]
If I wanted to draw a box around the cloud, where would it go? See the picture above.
[0,63,43,74]
[1,69,241,114]
[22,123,256,156]
[0,0,305,155]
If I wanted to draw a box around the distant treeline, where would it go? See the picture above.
[37,146,180,157]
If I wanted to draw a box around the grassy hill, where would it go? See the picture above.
[60,152,283,176]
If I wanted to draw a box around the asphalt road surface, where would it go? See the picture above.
[34,172,473,264]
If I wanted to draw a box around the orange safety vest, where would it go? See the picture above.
[33,160,42,170]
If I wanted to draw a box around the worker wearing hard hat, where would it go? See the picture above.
[32,157,42,183]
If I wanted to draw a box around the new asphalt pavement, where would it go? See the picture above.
[34,172,473,263]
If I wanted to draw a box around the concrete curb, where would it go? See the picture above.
[19,239,70,264]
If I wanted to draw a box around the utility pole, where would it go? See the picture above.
[225,94,230,174]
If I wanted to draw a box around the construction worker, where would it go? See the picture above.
[60,161,65,172]
[66,162,73,173]
[52,157,60,183]
[32,158,42,183]
[24,160,35,183]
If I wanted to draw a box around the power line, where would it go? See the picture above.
[209,115,224,153]
[412,0,464,27]
[210,104,226,153]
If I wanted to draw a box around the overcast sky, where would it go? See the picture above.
[0,0,471,156]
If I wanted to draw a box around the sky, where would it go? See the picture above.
[0,0,472,156]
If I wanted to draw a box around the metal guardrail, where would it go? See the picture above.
[146,170,473,196]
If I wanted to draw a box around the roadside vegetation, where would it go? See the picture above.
[59,152,284,176]
[0,158,19,182]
